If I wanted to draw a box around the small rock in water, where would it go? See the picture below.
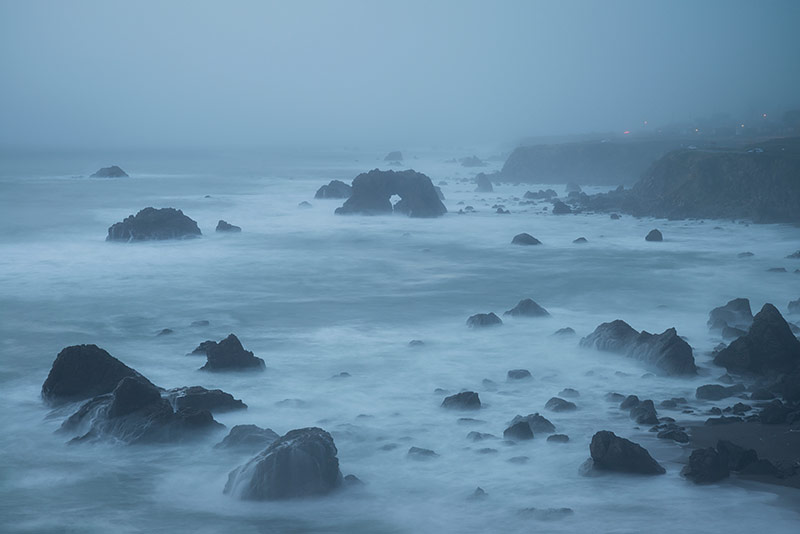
[553,327,576,336]
[503,421,534,441]
[507,369,532,380]
[441,391,481,410]
[216,220,242,233]
[467,313,502,328]
[157,328,173,336]
[504,298,549,317]
[407,446,439,460]
[545,397,577,412]
[589,430,665,475]
[573,237,588,243]
[558,388,580,398]
[547,434,569,443]
[645,229,663,242]
[511,233,541,246]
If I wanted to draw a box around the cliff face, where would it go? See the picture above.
[501,140,677,185]
[627,145,800,223]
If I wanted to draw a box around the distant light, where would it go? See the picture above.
[623,130,630,135]
[643,120,648,125]
[762,113,767,118]
[695,128,699,132]
[741,124,745,128]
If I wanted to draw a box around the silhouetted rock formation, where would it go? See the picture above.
[511,233,541,245]
[645,229,662,242]
[42,344,152,404]
[224,427,342,500]
[214,424,279,451]
[91,165,128,178]
[199,334,265,372]
[589,431,665,474]
[504,298,549,317]
[384,151,403,162]
[682,448,730,483]
[441,391,481,410]
[216,220,241,232]
[524,189,557,199]
[714,303,800,376]
[509,413,556,434]
[165,386,247,413]
[107,207,201,241]
[315,180,352,199]
[552,200,572,214]
[695,384,746,401]
[580,320,697,376]
[474,173,493,192]
[503,421,533,440]
[708,298,753,331]
[334,169,446,218]
[466,313,502,328]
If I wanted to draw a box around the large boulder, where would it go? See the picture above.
[552,200,572,215]
[165,386,247,413]
[199,334,266,372]
[216,220,242,233]
[106,207,201,241]
[42,344,152,404]
[474,173,493,192]
[214,424,279,451]
[511,233,541,246]
[580,320,697,376]
[503,421,533,440]
[713,303,800,376]
[509,413,556,434]
[504,298,549,317]
[334,169,446,218]
[645,229,663,242]
[466,313,502,328]
[314,180,352,199]
[708,298,753,331]
[441,391,481,410]
[91,165,128,178]
[589,431,665,475]
[60,377,223,444]
[223,427,342,500]
[681,448,730,484]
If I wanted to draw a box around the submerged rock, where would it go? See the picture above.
[441,391,481,410]
[165,386,247,413]
[713,303,800,376]
[224,427,342,500]
[547,434,570,443]
[580,320,697,376]
[384,151,403,162]
[503,298,549,317]
[61,377,223,444]
[589,431,665,475]
[545,397,577,412]
[507,369,532,380]
[199,334,265,372]
[474,173,493,192]
[511,233,541,246]
[407,446,439,460]
[708,298,753,331]
[335,169,446,218]
[509,413,556,434]
[216,220,242,233]
[695,384,746,401]
[42,344,152,404]
[314,180,352,199]
[91,165,128,178]
[214,424,280,451]
[461,156,486,168]
[106,207,201,241]
[467,313,502,328]
[645,229,663,242]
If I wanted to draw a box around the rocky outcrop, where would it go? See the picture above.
[474,173,493,192]
[60,377,223,444]
[441,391,481,410]
[214,424,279,451]
[504,298,549,317]
[165,386,247,413]
[334,169,446,218]
[545,397,577,412]
[91,165,128,178]
[509,413,556,434]
[789,298,800,314]
[314,180,352,199]
[507,369,532,380]
[224,427,342,500]
[714,303,800,376]
[503,421,533,440]
[645,229,662,242]
[384,151,403,162]
[511,233,541,245]
[552,200,572,215]
[589,431,666,475]
[695,384,746,401]
[216,220,241,233]
[106,207,201,241]
[42,344,152,404]
[708,298,753,330]
[581,320,696,376]
[466,313,502,328]
[682,448,730,483]
[199,334,265,372]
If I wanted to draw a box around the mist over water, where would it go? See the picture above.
[1,149,798,533]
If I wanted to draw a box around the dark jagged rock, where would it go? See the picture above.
[408,339,425,347]
[467,313,502,328]
[682,448,729,483]
[106,207,201,241]
[509,413,556,434]
[511,233,541,246]
[407,446,439,460]
[580,320,697,376]
[708,298,753,330]
[716,440,758,471]
[554,327,576,336]
[645,229,663,242]
[42,344,152,404]
[620,395,640,410]
[630,400,658,425]
[214,424,279,451]
[314,180,352,199]
[61,377,223,444]
[714,303,800,376]
[474,173,493,192]
[573,237,588,243]
[722,326,747,340]
[547,434,570,443]
[606,392,626,403]
[441,391,481,410]
[790,299,800,314]
[558,388,580,398]
[695,384,746,401]
[166,386,247,413]
[466,431,496,442]
[504,298,549,317]
[91,165,128,178]
[589,431,665,475]
[545,397,577,412]
[758,399,793,424]
[190,340,216,355]
[298,201,312,208]
[507,369,532,380]
[224,427,342,500]
[657,428,689,443]
[469,487,488,500]
[384,151,403,162]
[434,186,445,200]
[552,200,572,215]
[157,328,173,336]
[334,169,446,218]
[460,156,486,168]
[503,421,534,440]
[199,334,265,372]
[216,220,242,233]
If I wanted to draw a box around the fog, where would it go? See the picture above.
[2,0,799,149]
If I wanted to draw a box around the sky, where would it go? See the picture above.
[1,0,799,149]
